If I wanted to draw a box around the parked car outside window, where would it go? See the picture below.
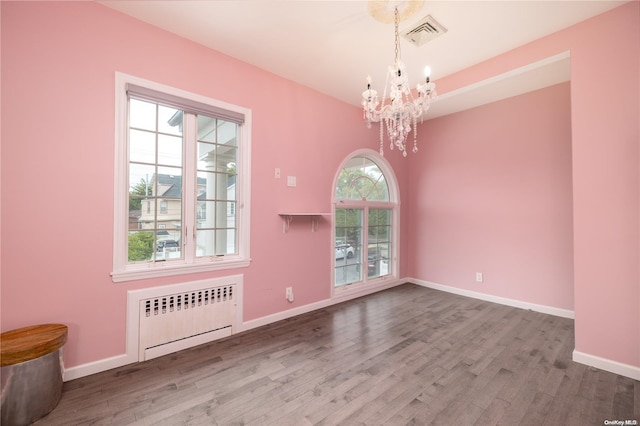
[335,240,355,259]
[157,239,180,251]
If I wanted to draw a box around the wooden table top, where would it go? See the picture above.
[1,324,68,367]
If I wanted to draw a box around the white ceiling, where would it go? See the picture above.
[101,1,625,117]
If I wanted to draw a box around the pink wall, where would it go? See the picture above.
[1,1,638,374]
[408,82,574,310]
[409,2,639,369]
[0,2,410,368]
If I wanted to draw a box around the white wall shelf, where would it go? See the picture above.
[278,213,331,233]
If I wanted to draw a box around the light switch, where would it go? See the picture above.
[287,176,297,187]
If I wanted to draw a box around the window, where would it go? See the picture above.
[112,73,251,282]
[333,151,398,289]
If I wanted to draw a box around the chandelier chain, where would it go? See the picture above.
[394,7,401,65]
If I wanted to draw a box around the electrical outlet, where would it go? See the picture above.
[285,287,294,302]
[275,168,281,178]
[476,272,483,283]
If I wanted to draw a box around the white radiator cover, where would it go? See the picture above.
[127,275,242,361]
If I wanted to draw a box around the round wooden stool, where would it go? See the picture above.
[1,324,68,425]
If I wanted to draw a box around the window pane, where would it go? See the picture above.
[197,116,217,143]
[367,243,391,278]
[221,228,237,255]
[197,142,216,169]
[335,156,389,201]
[196,201,216,229]
[222,173,235,200]
[225,174,237,201]
[156,236,182,261]
[218,121,238,146]
[335,208,363,286]
[129,98,156,131]
[158,134,182,167]
[158,105,182,135]
[129,164,155,194]
[128,164,154,218]
[128,231,155,262]
[368,209,392,279]
[195,229,215,257]
[195,229,237,256]
[129,130,156,164]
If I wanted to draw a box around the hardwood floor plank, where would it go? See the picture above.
[519,391,554,425]
[451,401,485,425]
[474,398,511,425]
[471,367,513,409]
[588,369,618,424]
[612,376,636,419]
[32,284,639,426]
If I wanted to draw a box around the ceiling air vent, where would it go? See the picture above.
[403,15,447,47]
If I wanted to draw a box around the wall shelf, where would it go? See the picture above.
[278,213,331,233]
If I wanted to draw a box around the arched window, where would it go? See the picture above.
[333,150,399,289]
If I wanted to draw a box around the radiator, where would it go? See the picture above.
[128,277,241,361]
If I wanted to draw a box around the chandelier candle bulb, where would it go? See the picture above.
[424,65,431,83]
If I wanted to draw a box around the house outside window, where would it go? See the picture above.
[112,73,251,282]
[333,151,398,289]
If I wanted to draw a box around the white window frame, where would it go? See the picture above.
[112,72,251,282]
[332,149,400,295]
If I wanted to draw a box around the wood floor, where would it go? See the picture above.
[36,284,639,425]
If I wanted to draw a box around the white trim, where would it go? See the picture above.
[111,258,251,283]
[409,277,575,319]
[573,350,640,381]
[434,51,570,103]
[63,353,132,382]
[112,72,252,282]
[241,299,332,332]
[240,277,404,333]
[428,51,571,120]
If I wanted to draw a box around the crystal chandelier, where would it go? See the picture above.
[362,6,437,157]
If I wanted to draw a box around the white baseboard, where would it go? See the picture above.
[573,350,640,381]
[408,277,575,319]
[240,277,405,333]
[63,352,135,382]
[240,298,333,332]
[410,278,640,381]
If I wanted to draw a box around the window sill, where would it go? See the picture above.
[111,258,251,283]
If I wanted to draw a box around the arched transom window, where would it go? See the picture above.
[333,152,399,289]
